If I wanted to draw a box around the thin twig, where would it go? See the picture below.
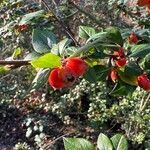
[44,131,75,149]
[0,60,30,66]
[41,0,79,46]
[68,0,107,27]
[140,92,150,112]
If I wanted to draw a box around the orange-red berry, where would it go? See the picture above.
[128,32,139,44]
[64,57,88,77]
[113,48,125,57]
[137,74,150,90]
[48,67,76,89]
[137,0,150,6]
[15,24,28,32]
[110,69,118,82]
[115,57,127,67]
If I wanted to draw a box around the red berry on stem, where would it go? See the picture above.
[128,32,139,44]
[48,67,76,89]
[113,48,125,57]
[48,68,65,89]
[65,57,88,77]
[115,57,127,67]
[110,69,118,82]
[137,74,150,90]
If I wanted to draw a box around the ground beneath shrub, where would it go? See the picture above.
[0,93,100,150]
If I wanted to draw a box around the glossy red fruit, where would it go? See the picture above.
[137,0,150,6]
[115,57,127,67]
[137,74,150,90]
[113,48,125,57]
[64,57,88,77]
[128,32,139,44]
[48,67,76,89]
[110,69,118,82]
[15,24,28,32]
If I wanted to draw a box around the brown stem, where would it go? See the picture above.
[68,0,107,27]
[0,60,30,66]
[41,0,79,46]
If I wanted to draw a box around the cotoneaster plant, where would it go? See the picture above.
[27,26,150,94]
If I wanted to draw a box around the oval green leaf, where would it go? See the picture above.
[31,53,61,68]
[111,134,128,150]
[19,10,44,24]
[97,133,113,150]
[63,138,95,150]
[79,26,96,39]
[32,29,57,54]
[130,44,150,58]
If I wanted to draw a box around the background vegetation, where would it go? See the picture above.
[0,0,150,149]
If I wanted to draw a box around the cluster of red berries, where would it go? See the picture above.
[111,67,150,91]
[110,47,127,82]
[112,47,127,68]
[137,0,150,12]
[110,36,150,90]
[15,24,28,33]
[48,57,88,89]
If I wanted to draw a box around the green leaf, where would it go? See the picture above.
[32,29,56,54]
[143,54,150,69]
[94,65,110,81]
[31,53,61,68]
[118,70,138,86]
[66,46,78,55]
[136,29,150,36]
[110,83,126,96]
[51,38,72,55]
[79,26,96,39]
[97,133,113,150]
[12,47,22,59]
[105,27,123,46]
[63,138,95,150]
[110,80,136,96]
[24,51,41,60]
[87,32,108,42]
[84,67,97,83]
[111,134,128,150]
[19,10,44,24]
[124,62,143,76]
[59,38,72,55]
[84,65,110,83]
[89,51,107,59]
[0,39,3,48]
[130,44,150,58]
[30,69,50,91]
[0,65,10,74]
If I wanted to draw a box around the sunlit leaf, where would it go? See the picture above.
[31,53,61,68]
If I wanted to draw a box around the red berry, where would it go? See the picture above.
[113,48,125,57]
[115,57,127,67]
[64,57,88,77]
[137,0,150,6]
[48,67,76,89]
[15,24,28,32]
[110,69,118,82]
[137,74,150,90]
[128,32,139,44]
